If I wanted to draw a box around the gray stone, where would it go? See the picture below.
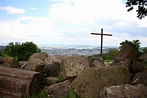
[92,59,105,67]
[0,66,41,98]
[88,57,104,67]
[100,84,147,98]
[112,44,141,73]
[19,61,27,69]
[44,80,71,98]
[61,56,89,79]
[29,52,48,61]
[0,57,4,64]
[131,70,147,86]
[131,60,146,73]
[47,62,60,77]
[139,54,147,61]
[116,44,141,60]
[44,55,60,70]
[25,58,44,73]
[3,57,21,68]
[45,77,59,86]
[71,66,131,98]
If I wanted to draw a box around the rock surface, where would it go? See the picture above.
[3,57,21,68]
[71,66,131,98]
[116,44,141,59]
[25,58,44,73]
[45,77,59,86]
[44,80,71,98]
[29,52,48,61]
[0,66,41,98]
[61,56,89,79]
[131,70,147,86]
[88,57,105,67]
[100,84,147,98]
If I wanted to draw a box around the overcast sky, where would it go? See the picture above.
[0,0,147,47]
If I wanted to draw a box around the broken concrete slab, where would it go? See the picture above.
[71,66,131,98]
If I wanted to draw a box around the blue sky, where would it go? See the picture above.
[0,0,147,47]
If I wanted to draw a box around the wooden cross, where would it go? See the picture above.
[91,28,112,57]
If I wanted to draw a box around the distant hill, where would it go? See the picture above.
[0,46,6,50]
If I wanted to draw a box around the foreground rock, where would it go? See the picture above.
[44,80,71,98]
[112,44,141,73]
[88,57,105,67]
[61,56,89,79]
[45,77,59,86]
[71,66,131,98]
[0,66,41,98]
[3,57,21,68]
[29,52,48,61]
[25,58,44,73]
[131,70,147,86]
[100,84,147,98]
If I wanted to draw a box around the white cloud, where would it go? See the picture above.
[0,6,25,14]
[0,0,147,46]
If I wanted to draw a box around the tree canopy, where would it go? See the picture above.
[119,39,141,51]
[126,0,147,19]
[5,42,41,61]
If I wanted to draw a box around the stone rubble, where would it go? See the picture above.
[0,43,147,98]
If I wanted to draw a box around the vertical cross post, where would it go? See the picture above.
[91,28,112,57]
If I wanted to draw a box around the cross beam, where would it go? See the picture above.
[91,28,112,57]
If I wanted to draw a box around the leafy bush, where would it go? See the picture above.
[0,49,7,57]
[5,42,41,61]
[105,48,119,60]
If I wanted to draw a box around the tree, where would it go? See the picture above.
[143,47,147,53]
[126,0,147,19]
[105,48,119,60]
[5,42,41,61]
[119,39,141,51]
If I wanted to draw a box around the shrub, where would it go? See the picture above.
[5,42,41,61]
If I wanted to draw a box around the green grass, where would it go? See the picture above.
[104,60,113,62]
[24,90,49,98]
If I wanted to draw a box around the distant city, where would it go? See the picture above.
[40,45,119,56]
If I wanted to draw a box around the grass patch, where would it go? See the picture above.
[24,90,49,98]
[104,60,113,62]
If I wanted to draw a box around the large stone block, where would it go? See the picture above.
[100,84,147,98]
[61,56,89,79]
[44,80,71,98]
[29,52,48,61]
[71,66,131,98]
[116,44,141,60]
[132,70,147,86]
[25,58,44,73]
[3,57,21,68]
[88,57,105,67]
[0,66,41,98]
